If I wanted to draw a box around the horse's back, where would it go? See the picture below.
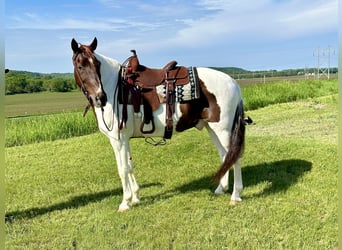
[197,67,242,110]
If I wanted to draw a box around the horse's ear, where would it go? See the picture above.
[90,37,97,52]
[71,38,79,53]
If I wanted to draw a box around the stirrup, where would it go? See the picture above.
[140,119,155,134]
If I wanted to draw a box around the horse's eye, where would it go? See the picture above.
[78,66,83,70]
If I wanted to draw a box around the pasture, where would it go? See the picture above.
[5,79,338,248]
[5,91,85,118]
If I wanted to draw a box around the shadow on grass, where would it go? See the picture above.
[141,159,312,205]
[240,159,312,197]
[5,183,162,222]
[5,159,311,222]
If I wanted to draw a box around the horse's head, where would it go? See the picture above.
[71,37,107,108]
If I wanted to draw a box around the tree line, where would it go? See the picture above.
[211,67,338,79]
[5,70,76,95]
[5,67,338,95]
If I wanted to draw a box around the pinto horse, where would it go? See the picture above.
[71,37,246,211]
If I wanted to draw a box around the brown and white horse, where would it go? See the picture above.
[71,38,246,211]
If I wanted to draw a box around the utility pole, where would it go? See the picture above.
[313,46,335,79]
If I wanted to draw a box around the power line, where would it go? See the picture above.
[313,46,335,79]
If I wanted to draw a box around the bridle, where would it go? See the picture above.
[73,48,114,131]
[72,55,92,116]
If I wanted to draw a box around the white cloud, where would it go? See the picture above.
[165,0,338,47]
[277,0,338,31]
[7,6,165,33]
[96,0,121,8]
[5,0,338,72]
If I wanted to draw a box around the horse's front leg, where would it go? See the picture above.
[127,143,140,205]
[110,137,134,212]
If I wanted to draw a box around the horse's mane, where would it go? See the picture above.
[94,52,121,85]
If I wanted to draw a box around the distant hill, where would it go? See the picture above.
[5,66,338,95]
[7,70,74,79]
[211,67,338,79]
[210,67,248,75]
[7,66,338,79]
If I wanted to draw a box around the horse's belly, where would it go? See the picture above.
[128,103,182,138]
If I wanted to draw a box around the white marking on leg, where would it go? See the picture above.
[231,160,243,202]
[127,145,140,205]
[215,170,229,195]
[110,138,132,211]
[206,125,231,195]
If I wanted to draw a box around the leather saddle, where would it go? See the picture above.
[126,50,189,89]
[120,50,193,139]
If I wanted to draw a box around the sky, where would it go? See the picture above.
[5,0,339,73]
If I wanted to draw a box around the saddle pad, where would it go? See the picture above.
[156,67,200,103]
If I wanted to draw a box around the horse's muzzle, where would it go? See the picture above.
[94,91,107,108]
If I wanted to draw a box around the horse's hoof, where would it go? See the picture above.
[229,199,241,205]
[118,207,129,212]
[131,198,140,205]
[118,203,130,212]
[214,190,224,195]
[214,186,225,195]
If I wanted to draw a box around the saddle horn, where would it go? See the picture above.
[129,49,139,71]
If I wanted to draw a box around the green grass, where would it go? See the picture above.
[5,112,98,147]
[246,94,338,144]
[5,91,85,117]
[241,79,337,110]
[5,94,337,248]
[5,79,338,147]
[5,91,97,147]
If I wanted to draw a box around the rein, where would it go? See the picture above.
[100,66,122,133]
[73,50,116,132]
[145,137,166,146]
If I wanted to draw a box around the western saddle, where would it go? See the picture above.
[120,50,194,139]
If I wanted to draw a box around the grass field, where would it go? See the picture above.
[5,79,337,148]
[5,91,97,147]
[241,79,337,110]
[5,79,338,248]
[5,112,98,147]
[5,91,85,118]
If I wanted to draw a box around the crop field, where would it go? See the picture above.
[5,79,338,248]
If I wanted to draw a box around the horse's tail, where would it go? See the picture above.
[213,100,245,183]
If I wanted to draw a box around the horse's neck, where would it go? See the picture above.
[95,52,120,96]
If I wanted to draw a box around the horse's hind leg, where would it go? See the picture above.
[230,159,242,204]
[206,124,243,202]
[205,125,230,194]
[215,160,243,203]
[215,170,229,195]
